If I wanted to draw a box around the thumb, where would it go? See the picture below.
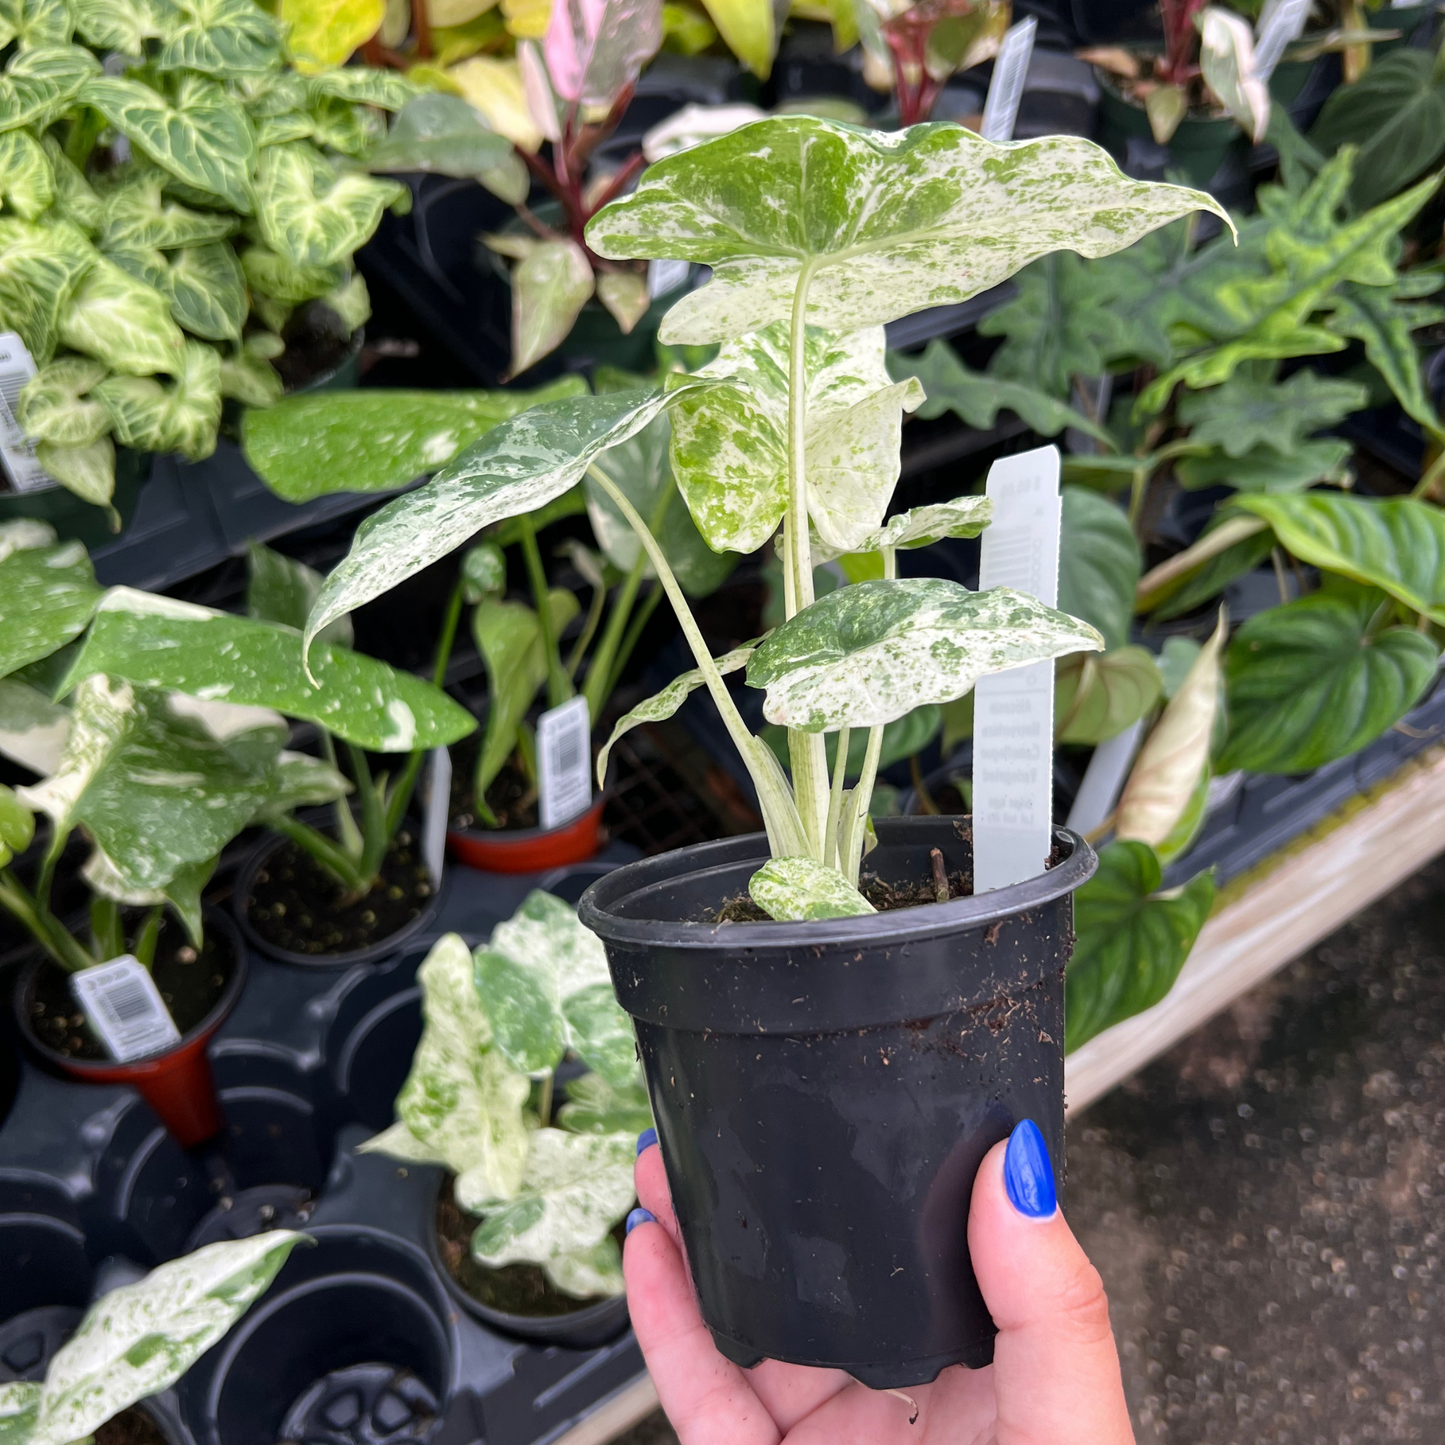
[968,1121,1134,1445]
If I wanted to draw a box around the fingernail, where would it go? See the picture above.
[625,1207,656,1235]
[1003,1119,1057,1219]
[636,1126,657,1155]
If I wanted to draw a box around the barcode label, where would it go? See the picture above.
[980,16,1037,143]
[648,258,690,300]
[537,695,593,830]
[70,956,182,1063]
[0,332,56,494]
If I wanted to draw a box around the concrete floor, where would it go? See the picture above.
[615,853,1445,1445]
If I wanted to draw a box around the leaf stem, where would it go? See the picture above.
[133,906,162,970]
[0,867,92,973]
[519,513,573,710]
[269,813,371,893]
[1413,442,1445,499]
[584,550,647,725]
[319,731,364,860]
[825,725,851,869]
[606,584,662,701]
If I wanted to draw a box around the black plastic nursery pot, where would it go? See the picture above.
[578,817,1096,1388]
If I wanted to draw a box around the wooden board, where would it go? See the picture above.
[552,1374,659,1445]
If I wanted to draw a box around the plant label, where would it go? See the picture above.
[972,445,1061,892]
[537,694,592,829]
[0,332,56,494]
[980,16,1037,143]
[648,258,690,299]
[70,956,182,1063]
[422,745,451,885]
[1253,0,1311,80]
[1065,717,1146,838]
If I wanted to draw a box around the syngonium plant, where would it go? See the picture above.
[299,116,1229,919]
[364,893,650,1297]
[0,0,418,520]
[0,1232,302,1445]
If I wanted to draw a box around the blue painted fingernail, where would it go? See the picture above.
[636,1126,657,1155]
[625,1207,655,1235]
[1003,1119,1057,1219]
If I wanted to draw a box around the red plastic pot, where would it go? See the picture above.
[14,912,247,1148]
[446,796,607,874]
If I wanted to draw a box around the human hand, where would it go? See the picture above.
[623,1119,1134,1444]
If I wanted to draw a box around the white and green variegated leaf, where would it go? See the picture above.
[304,94,384,159]
[254,110,314,148]
[241,379,587,502]
[99,172,239,250]
[814,495,994,561]
[0,217,95,364]
[59,256,186,376]
[0,786,33,868]
[0,45,99,133]
[241,243,343,306]
[359,1120,446,1165]
[58,589,477,752]
[155,0,283,75]
[544,1235,625,1299]
[81,75,256,212]
[748,854,874,921]
[473,942,566,1076]
[746,578,1105,731]
[105,244,170,294]
[42,136,103,234]
[306,64,420,109]
[557,1072,653,1136]
[585,116,1231,345]
[37,436,116,509]
[0,531,101,677]
[0,1380,39,1442]
[247,539,354,648]
[468,1127,635,1291]
[28,1233,302,1445]
[0,129,53,220]
[0,675,69,775]
[73,0,178,51]
[254,142,406,268]
[164,244,247,341]
[0,0,73,47]
[220,335,284,408]
[83,851,216,944]
[596,642,755,787]
[1198,5,1269,143]
[16,358,109,447]
[94,341,221,459]
[305,381,718,660]
[259,748,351,817]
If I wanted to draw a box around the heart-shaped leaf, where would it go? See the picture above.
[1065,839,1215,1051]
[0,0,74,47]
[155,0,283,74]
[748,854,875,920]
[1055,645,1161,745]
[254,141,406,267]
[747,577,1104,731]
[17,357,110,447]
[544,0,663,106]
[42,135,102,235]
[306,64,419,108]
[1057,486,1139,652]
[95,341,221,459]
[586,116,1229,345]
[0,219,93,364]
[73,0,177,52]
[366,91,513,177]
[508,237,595,377]
[98,171,239,250]
[164,243,247,341]
[37,437,116,509]
[695,0,773,76]
[0,130,53,220]
[61,255,186,376]
[281,0,385,72]
[0,45,98,131]
[0,526,102,677]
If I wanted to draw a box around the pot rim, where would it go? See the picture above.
[578,818,1095,953]
[445,792,607,846]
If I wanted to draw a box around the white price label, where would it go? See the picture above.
[648,258,690,300]
[537,694,593,830]
[972,445,1062,893]
[980,16,1037,143]
[0,332,56,494]
[1253,0,1311,80]
[70,956,182,1063]
[422,745,451,885]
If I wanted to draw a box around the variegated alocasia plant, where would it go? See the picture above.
[304,116,1228,918]
[364,893,649,1298]
[0,1232,302,1445]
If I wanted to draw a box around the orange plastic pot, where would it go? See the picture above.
[446,796,606,874]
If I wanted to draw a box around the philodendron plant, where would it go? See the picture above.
[364,893,649,1298]
[0,1232,302,1445]
[301,117,1228,919]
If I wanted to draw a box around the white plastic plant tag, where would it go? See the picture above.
[980,16,1037,143]
[972,445,1061,893]
[1065,717,1146,838]
[0,332,55,494]
[422,745,451,886]
[537,694,592,829]
[1253,0,1310,80]
[648,258,690,300]
[70,956,182,1062]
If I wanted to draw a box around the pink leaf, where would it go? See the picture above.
[543,0,663,108]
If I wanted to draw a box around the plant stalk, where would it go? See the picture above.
[605,584,663,701]
[133,906,162,969]
[583,551,648,724]
[0,867,94,973]
[824,725,851,869]
[270,813,370,893]
[518,513,573,710]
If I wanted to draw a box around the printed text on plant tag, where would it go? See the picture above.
[70,956,182,1063]
[537,694,593,830]
[980,16,1037,143]
[0,332,55,493]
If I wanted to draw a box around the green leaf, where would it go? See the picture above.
[98,171,239,250]
[254,141,405,268]
[281,0,385,72]
[0,783,35,866]
[556,1072,652,1136]
[0,130,53,220]
[1175,369,1369,458]
[886,339,1115,447]
[747,578,1104,731]
[163,243,247,341]
[473,941,566,1076]
[155,0,283,75]
[37,436,116,510]
[306,64,420,109]
[367,91,513,178]
[815,495,993,562]
[240,243,344,306]
[461,541,506,603]
[1308,49,1445,212]
[59,255,187,376]
[1058,486,1139,652]
[0,217,95,364]
[220,338,284,409]
[505,237,595,377]
[1054,646,1161,745]
[246,539,353,648]
[1065,840,1215,1051]
[1174,437,1353,493]
[748,853,875,920]
[1157,636,1201,698]
[1149,524,1276,621]
[73,0,177,51]
[305,381,716,658]
[0,675,70,776]
[697,0,773,77]
[0,528,102,678]
[26,1233,302,1445]
[1220,582,1438,774]
[59,589,477,752]
[82,75,256,213]
[586,116,1229,346]
[1232,493,1445,624]
[17,358,110,447]
[42,135,103,235]
[0,1381,39,1443]
[0,0,73,47]
[94,341,221,460]
[0,45,99,132]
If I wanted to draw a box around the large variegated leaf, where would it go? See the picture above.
[0,676,69,775]
[59,256,187,376]
[98,171,239,250]
[668,323,921,553]
[748,855,874,921]
[26,1234,301,1445]
[507,237,595,377]
[255,142,406,268]
[246,539,353,648]
[0,0,73,47]
[58,589,476,752]
[242,380,587,502]
[82,75,255,212]
[585,116,1230,345]
[94,341,222,460]
[366,91,514,178]
[0,530,102,677]
[37,437,115,509]
[0,45,98,132]
[16,358,109,448]
[813,496,993,562]
[0,218,95,364]
[73,0,177,51]
[281,0,385,73]
[557,1072,652,1136]
[0,130,53,220]
[544,0,662,107]
[305,381,716,659]
[155,0,283,74]
[746,578,1104,731]
[0,1380,39,1438]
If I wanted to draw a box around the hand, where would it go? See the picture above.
[623,1119,1134,1445]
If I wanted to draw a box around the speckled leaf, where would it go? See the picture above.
[155,0,282,74]
[815,495,993,561]
[59,257,186,377]
[367,91,513,178]
[37,437,115,509]
[0,0,73,47]
[246,540,353,649]
[0,130,53,220]
[509,238,594,377]
[544,1235,624,1298]
[474,941,567,1076]
[544,0,662,107]
[17,358,110,448]
[1054,646,1161,746]
[595,642,754,787]
[0,1380,38,1441]
[94,342,221,459]
[255,142,405,268]
[73,0,177,52]
[557,1072,652,1135]
[748,854,874,920]
[585,116,1230,345]
[82,76,256,212]
[0,45,98,132]
[1057,487,1139,652]
[0,218,95,365]
[98,173,238,251]
[305,381,716,659]
[0,529,102,678]
[0,676,69,775]
[281,0,385,72]
[58,589,476,753]
[747,578,1105,731]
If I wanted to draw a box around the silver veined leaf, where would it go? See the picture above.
[748,854,875,920]
[0,45,99,133]
[0,130,53,220]
[0,532,101,677]
[41,135,103,235]
[37,436,116,509]
[59,255,187,376]
[0,0,73,46]
[0,675,69,776]
[219,339,284,408]
[17,357,110,447]
[154,0,283,75]
[813,495,993,561]
[746,578,1105,731]
[97,171,239,250]
[72,0,177,52]
[305,63,421,109]
[321,271,370,333]
[240,242,344,305]
[165,243,248,341]
[585,115,1231,345]
[543,0,663,107]
[0,217,95,364]
[94,341,222,459]
[509,237,595,377]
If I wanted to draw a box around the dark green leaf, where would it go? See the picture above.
[0,529,102,678]
[1174,437,1353,493]
[367,92,513,179]
[1058,486,1139,651]
[1054,646,1161,745]
[1149,525,1276,621]
[1174,368,1368,458]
